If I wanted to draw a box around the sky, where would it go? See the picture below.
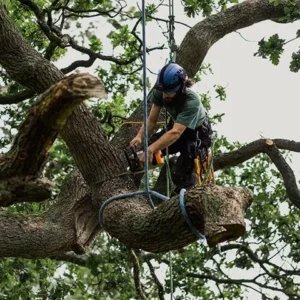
[56,2,300,298]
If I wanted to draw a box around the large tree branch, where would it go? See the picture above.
[214,139,300,209]
[176,0,296,77]
[0,171,98,258]
[101,184,252,252]
[0,74,106,206]
[0,73,106,179]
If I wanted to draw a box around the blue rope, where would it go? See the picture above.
[99,190,169,225]
[179,189,206,240]
[98,0,170,227]
[141,0,152,207]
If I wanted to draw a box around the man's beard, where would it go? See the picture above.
[162,91,184,108]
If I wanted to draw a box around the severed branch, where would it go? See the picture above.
[0,73,107,206]
[101,184,252,252]
[0,73,107,178]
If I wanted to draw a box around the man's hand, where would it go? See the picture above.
[139,148,154,167]
[130,136,142,147]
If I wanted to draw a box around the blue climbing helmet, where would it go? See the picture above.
[155,63,187,93]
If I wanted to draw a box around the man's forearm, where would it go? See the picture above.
[137,121,156,141]
[148,130,180,152]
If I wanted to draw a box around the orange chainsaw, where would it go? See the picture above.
[124,146,164,174]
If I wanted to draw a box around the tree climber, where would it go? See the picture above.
[130,62,213,192]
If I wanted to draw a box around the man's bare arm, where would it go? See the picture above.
[148,122,186,153]
[130,104,161,146]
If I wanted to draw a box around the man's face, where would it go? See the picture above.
[162,92,177,102]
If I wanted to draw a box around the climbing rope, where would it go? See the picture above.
[98,0,170,226]
[168,0,177,63]
[179,189,206,240]
[166,1,176,298]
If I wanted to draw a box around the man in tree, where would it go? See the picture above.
[130,62,212,192]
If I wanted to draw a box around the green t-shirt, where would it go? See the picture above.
[148,88,207,130]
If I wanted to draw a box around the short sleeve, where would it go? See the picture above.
[175,91,206,129]
[175,103,200,129]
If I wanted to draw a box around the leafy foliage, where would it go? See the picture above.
[254,2,300,71]
[254,34,285,66]
[182,0,239,17]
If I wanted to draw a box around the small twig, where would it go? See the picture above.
[234,31,256,42]
[128,248,147,300]
[145,257,165,300]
